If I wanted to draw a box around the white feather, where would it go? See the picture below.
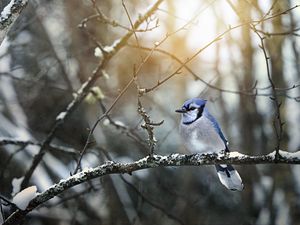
[180,115,225,154]
[217,169,244,191]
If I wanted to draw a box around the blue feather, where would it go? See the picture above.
[203,109,228,148]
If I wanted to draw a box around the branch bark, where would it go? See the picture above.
[0,0,28,45]
[3,149,300,225]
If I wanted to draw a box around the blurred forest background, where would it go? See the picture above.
[0,0,300,224]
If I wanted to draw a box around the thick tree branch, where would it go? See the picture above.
[4,149,300,225]
[0,0,28,45]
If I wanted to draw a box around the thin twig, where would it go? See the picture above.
[252,26,284,160]
[0,138,79,156]
[127,44,300,98]
[137,99,163,155]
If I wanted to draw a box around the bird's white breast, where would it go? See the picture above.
[179,115,226,154]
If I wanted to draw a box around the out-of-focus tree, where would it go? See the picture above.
[0,0,299,225]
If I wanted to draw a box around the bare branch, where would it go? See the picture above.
[252,27,284,161]
[226,0,292,160]
[0,137,79,156]
[101,0,163,63]
[137,99,163,155]
[80,1,159,34]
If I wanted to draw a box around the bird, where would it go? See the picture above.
[175,98,244,191]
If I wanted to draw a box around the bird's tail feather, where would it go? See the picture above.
[215,164,244,191]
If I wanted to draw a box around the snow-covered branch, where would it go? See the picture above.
[0,0,28,45]
[3,150,300,225]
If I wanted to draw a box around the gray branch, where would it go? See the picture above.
[0,0,28,45]
[0,137,79,156]
[3,149,300,225]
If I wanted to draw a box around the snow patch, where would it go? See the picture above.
[12,186,38,210]
[267,151,276,159]
[0,0,28,21]
[229,151,244,158]
[170,153,180,159]
[76,80,88,96]
[94,47,103,58]
[103,118,110,126]
[56,111,67,120]
[103,39,121,53]
[0,0,14,21]
[102,70,110,80]
[267,150,300,159]
[114,120,126,127]
[280,150,300,159]
[82,167,93,173]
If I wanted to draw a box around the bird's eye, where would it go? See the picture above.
[189,106,196,110]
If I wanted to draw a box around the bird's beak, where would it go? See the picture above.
[175,108,187,113]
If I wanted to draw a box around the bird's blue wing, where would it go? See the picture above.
[204,110,229,149]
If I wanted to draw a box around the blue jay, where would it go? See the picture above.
[176,98,243,191]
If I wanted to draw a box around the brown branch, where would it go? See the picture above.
[251,5,299,24]
[256,27,300,37]
[127,44,300,98]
